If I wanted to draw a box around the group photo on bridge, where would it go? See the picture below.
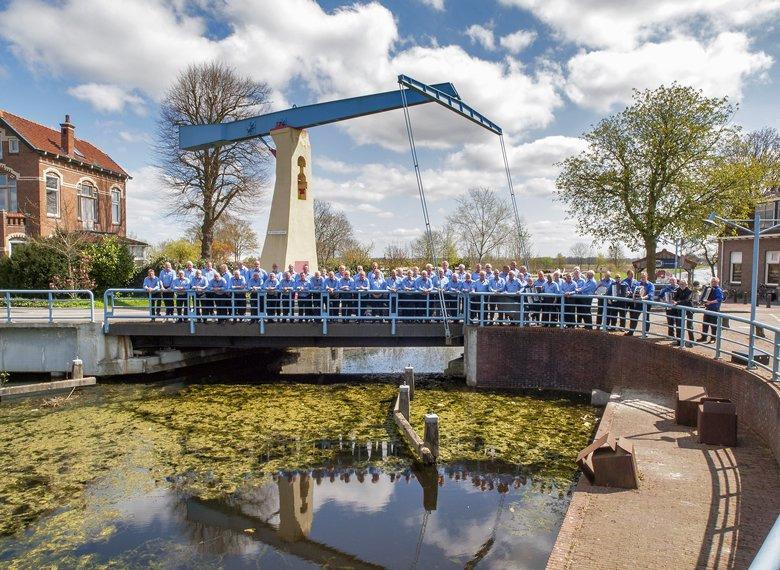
[1,0,780,568]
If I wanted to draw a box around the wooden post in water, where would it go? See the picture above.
[71,357,83,380]
[404,366,415,400]
[399,384,410,421]
[424,413,439,460]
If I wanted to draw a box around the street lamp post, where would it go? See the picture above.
[706,211,780,369]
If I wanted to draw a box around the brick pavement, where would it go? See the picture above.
[547,389,780,569]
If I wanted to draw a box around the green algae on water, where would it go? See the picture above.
[0,382,596,541]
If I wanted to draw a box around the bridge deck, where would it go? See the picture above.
[110,321,463,348]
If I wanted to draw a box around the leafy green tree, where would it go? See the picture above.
[86,237,135,293]
[0,241,66,289]
[556,84,766,275]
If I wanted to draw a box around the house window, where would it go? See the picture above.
[767,251,780,286]
[8,138,19,154]
[0,174,18,211]
[78,181,98,229]
[110,188,121,224]
[45,173,60,216]
[730,251,743,284]
[756,201,778,231]
[8,238,26,256]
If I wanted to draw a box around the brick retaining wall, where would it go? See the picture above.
[464,326,780,467]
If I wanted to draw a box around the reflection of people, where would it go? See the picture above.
[277,473,313,542]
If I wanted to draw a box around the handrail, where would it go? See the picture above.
[1,289,95,323]
[100,288,779,381]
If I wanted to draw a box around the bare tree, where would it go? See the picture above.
[409,227,457,262]
[314,200,355,263]
[383,243,409,268]
[447,187,511,262]
[214,213,259,262]
[608,242,626,268]
[505,219,534,266]
[156,62,271,259]
[569,242,590,267]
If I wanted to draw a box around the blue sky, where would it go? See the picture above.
[1,0,778,256]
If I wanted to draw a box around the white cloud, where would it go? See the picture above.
[499,29,537,53]
[67,83,147,115]
[465,24,495,51]
[317,157,359,174]
[418,0,445,10]
[499,0,780,49]
[125,165,169,243]
[1,0,217,97]
[118,130,153,144]
[565,32,773,111]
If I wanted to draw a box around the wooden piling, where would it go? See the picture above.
[424,413,439,460]
[398,384,410,421]
[404,366,415,400]
[71,358,84,380]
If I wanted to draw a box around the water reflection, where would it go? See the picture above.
[60,457,567,569]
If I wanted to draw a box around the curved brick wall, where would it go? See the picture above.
[464,326,780,466]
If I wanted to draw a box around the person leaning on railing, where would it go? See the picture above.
[247,271,265,318]
[230,269,248,322]
[189,269,208,322]
[626,272,655,336]
[159,262,176,319]
[142,268,162,321]
[171,270,190,322]
[577,270,599,329]
[263,272,280,318]
[698,277,725,344]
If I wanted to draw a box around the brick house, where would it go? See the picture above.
[0,110,147,259]
[717,189,780,294]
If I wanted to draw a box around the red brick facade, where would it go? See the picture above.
[465,326,780,467]
[0,111,129,256]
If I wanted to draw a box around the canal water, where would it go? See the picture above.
[0,348,596,569]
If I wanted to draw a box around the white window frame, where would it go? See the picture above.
[110,187,121,225]
[77,181,98,228]
[0,174,17,212]
[766,251,780,286]
[45,173,61,217]
[8,138,19,154]
[730,251,743,285]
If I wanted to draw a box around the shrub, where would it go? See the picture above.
[87,237,135,293]
[0,242,67,289]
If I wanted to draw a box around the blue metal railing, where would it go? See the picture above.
[1,289,95,323]
[102,289,780,381]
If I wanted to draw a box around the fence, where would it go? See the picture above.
[102,288,780,381]
[1,289,95,323]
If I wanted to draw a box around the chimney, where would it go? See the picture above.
[60,114,74,156]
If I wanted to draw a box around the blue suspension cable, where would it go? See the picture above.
[399,81,452,341]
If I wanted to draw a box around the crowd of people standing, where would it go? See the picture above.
[140,259,725,342]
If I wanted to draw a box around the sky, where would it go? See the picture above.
[1,0,779,257]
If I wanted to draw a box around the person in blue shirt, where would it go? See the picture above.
[698,277,725,343]
[143,268,162,321]
[251,261,268,284]
[499,271,522,323]
[236,261,251,284]
[219,263,232,289]
[278,271,297,321]
[398,270,416,319]
[368,269,387,320]
[486,269,505,324]
[201,261,216,283]
[433,268,449,290]
[263,272,280,318]
[626,271,655,336]
[415,270,435,321]
[183,261,196,283]
[247,270,265,318]
[614,270,636,331]
[542,273,561,327]
[560,273,578,327]
[576,270,599,329]
[471,263,483,282]
[294,270,310,319]
[305,271,325,319]
[596,270,615,329]
[353,270,371,317]
[335,269,355,319]
[207,273,229,322]
[171,269,190,322]
[159,262,176,319]
[658,276,679,336]
[230,269,248,321]
[188,269,208,322]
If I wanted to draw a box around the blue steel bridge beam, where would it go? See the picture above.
[397,74,502,135]
[179,82,461,151]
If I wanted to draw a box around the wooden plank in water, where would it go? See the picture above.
[1,377,96,398]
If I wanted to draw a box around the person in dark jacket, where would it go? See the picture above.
[672,279,695,346]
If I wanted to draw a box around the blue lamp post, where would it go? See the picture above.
[706,211,780,368]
